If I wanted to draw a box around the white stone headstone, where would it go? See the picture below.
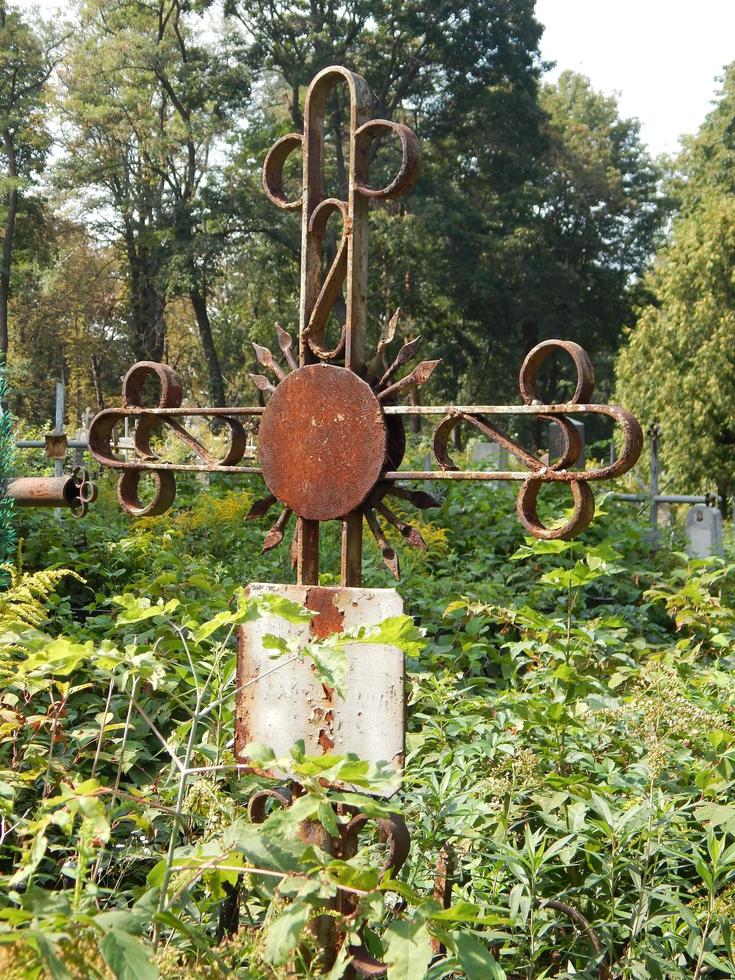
[471,442,509,469]
[686,505,724,559]
[236,583,404,795]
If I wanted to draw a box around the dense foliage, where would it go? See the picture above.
[616,63,735,502]
[0,367,12,564]
[1,0,665,423]
[1,459,735,977]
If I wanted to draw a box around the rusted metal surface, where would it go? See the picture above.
[235,583,404,795]
[87,66,642,577]
[258,364,387,521]
[88,343,642,560]
[44,433,68,460]
[8,466,97,518]
[430,844,455,954]
[263,65,421,583]
[88,360,258,516]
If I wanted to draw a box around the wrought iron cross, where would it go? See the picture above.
[88,66,643,584]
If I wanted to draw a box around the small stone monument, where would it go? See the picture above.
[686,504,724,559]
[471,441,510,469]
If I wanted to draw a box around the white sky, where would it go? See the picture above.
[17,0,735,158]
[537,0,735,157]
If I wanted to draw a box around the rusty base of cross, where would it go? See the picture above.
[246,787,409,976]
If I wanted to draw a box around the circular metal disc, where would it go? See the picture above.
[258,364,387,521]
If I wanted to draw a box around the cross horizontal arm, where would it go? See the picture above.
[99,406,264,417]
[384,470,585,481]
[383,403,627,416]
[96,461,262,474]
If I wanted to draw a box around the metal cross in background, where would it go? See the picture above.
[88,64,643,585]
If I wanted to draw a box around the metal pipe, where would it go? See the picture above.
[614,493,716,505]
[9,476,78,508]
[15,438,134,449]
[16,439,88,449]
[7,467,97,518]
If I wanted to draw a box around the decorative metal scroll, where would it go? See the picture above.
[87,65,643,585]
[88,361,260,518]
[262,65,420,370]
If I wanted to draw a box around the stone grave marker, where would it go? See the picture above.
[686,504,724,559]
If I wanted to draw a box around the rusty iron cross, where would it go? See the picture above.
[88,65,643,586]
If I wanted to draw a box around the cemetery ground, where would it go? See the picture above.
[2,456,735,978]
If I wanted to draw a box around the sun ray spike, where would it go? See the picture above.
[251,374,276,396]
[365,508,400,579]
[262,508,292,554]
[382,485,441,509]
[378,359,442,403]
[378,308,400,356]
[376,501,427,550]
[367,309,401,383]
[252,342,287,382]
[246,494,278,520]
[275,323,298,372]
[377,335,422,390]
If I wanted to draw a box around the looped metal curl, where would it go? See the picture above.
[519,339,595,406]
[302,198,350,359]
[247,786,293,824]
[341,811,410,977]
[70,465,97,518]
[425,339,643,540]
[342,810,410,875]
[354,119,421,199]
[88,361,251,518]
[263,66,421,367]
[262,133,304,211]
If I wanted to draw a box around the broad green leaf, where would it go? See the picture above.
[99,929,159,980]
[192,610,238,643]
[113,595,179,625]
[262,903,311,964]
[32,930,72,980]
[383,918,433,979]
[694,803,735,831]
[317,799,339,836]
[355,616,425,656]
[307,642,349,698]
[453,931,506,979]
[257,594,313,624]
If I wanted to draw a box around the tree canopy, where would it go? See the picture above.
[1,0,665,427]
[616,61,735,502]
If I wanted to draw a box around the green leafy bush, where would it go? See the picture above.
[1,476,735,977]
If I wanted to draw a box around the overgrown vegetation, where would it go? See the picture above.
[1,467,735,978]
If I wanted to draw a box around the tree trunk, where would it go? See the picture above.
[190,285,226,406]
[124,229,166,362]
[0,129,18,366]
[90,353,105,409]
[717,480,730,520]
